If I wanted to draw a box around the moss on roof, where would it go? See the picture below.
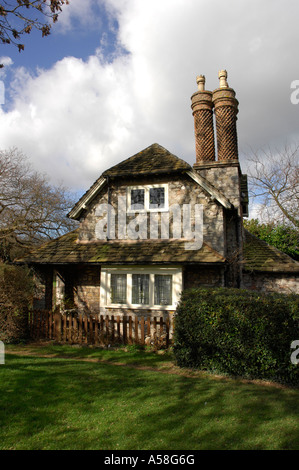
[17,227,299,273]
[17,229,225,265]
[103,143,192,177]
[243,230,299,272]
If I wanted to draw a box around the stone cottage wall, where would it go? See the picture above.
[78,174,226,257]
[242,271,299,295]
[73,266,101,314]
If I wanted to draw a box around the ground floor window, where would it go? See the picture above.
[111,273,127,304]
[100,266,182,310]
[132,273,150,304]
[154,275,172,305]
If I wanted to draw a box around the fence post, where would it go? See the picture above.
[117,316,121,343]
[135,316,139,344]
[146,316,151,340]
[94,316,99,346]
[123,316,127,344]
[129,316,133,344]
[54,306,61,341]
[49,311,53,339]
[73,315,77,344]
[111,315,115,343]
[165,316,170,349]
[140,317,145,345]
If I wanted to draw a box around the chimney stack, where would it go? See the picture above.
[212,70,239,162]
[191,75,215,163]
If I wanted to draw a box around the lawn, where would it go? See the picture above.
[0,343,299,450]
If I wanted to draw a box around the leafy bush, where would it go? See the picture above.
[173,288,299,385]
[0,264,34,343]
[244,219,299,260]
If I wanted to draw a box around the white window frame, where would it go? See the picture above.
[127,184,169,213]
[100,265,182,311]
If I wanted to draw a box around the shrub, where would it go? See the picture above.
[0,264,34,343]
[173,287,299,385]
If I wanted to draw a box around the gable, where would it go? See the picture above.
[68,143,233,220]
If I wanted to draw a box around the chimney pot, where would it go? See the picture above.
[196,75,205,91]
[191,75,215,164]
[212,70,239,162]
[218,69,229,88]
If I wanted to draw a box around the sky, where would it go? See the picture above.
[0,0,299,208]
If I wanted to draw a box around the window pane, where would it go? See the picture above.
[111,274,127,304]
[154,275,172,305]
[131,189,144,209]
[149,187,165,209]
[132,274,149,304]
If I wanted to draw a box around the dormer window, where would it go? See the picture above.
[127,184,168,212]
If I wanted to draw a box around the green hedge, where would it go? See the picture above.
[173,288,299,385]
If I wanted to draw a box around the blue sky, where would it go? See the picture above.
[2,1,122,72]
[0,0,299,213]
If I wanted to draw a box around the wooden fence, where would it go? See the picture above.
[29,309,172,348]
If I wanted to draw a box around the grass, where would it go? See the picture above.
[1,343,299,450]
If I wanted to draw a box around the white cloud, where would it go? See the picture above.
[0,0,299,198]
[0,56,13,68]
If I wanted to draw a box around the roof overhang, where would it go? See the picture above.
[67,176,107,220]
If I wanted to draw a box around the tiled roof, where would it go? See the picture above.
[243,230,299,272]
[17,228,299,273]
[103,143,192,177]
[17,230,225,265]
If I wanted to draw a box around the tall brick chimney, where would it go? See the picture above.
[191,75,215,163]
[212,70,239,162]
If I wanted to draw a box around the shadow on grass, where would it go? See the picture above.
[6,342,174,369]
[1,353,299,450]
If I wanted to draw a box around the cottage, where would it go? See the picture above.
[22,70,299,315]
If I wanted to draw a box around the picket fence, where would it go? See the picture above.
[29,308,172,348]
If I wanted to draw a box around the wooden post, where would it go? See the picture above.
[123,316,127,344]
[88,317,93,344]
[84,315,88,344]
[94,316,99,346]
[73,315,78,344]
[54,307,61,341]
[165,316,170,349]
[147,316,151,340]
[49,311,53,339]
[129,316,132,344]
[159,316,164,338]
[78,314,83,344]
[140,316,145,345]
[111,315,115,343]
[135,316,139,344]
[117,316,121,343]
[68,314,73,344]
[100,315,104,344]
[153,317,157,347]
[105,315,109,344]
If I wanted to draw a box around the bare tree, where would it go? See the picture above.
[0,147,77,261]
[0,0,69,61]
[246,142,299,228]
